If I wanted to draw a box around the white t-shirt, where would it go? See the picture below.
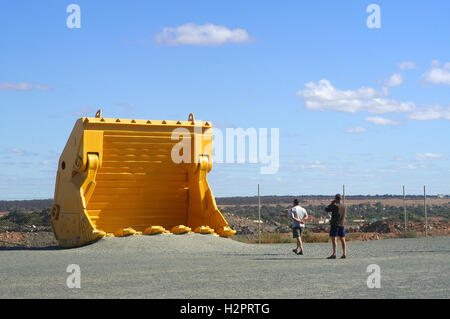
[290,205,308,228]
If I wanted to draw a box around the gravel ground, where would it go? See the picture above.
[0,234,449,299]
[0,231,57,248]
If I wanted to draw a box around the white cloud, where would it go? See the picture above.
[416,153,445,161]
[384,73,403,88]
[296,79,415,114]
[365,116,400,126]
[300,160,327,170]
[0,82,53,91]
[403,164,427,170]
[397,61,417,70]
[7,148,37,156]
[408,105,450,120]
[155,23,251,46]
[345,126,367,134]
[422,61,450,85]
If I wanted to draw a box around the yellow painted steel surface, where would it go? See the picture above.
[51,111,236,247]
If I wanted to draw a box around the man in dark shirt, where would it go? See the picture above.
[325,194,347,259]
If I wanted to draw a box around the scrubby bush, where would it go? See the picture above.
[301,230,329,243]
[400,231,418,238]
[0,209,51,228]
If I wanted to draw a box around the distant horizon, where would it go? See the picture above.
[1,193,448,202]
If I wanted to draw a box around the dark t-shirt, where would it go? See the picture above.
[325,203,347,227]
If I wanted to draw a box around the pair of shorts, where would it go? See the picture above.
[329,226,346,237]
[292,227,304,238]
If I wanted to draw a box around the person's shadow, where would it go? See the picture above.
[252,256,326,260]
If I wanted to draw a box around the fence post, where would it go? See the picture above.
[343,184,346,204]
[403,186,407,233]
[258,184,261,244]
[424,186,428,237]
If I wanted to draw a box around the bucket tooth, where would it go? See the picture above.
[50,111,236,247]
[144,226,167,235]
[171,225,191,234]
[113,227,137,237]
[216,226,237,238]
[194,225,215,234]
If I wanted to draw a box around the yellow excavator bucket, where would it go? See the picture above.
[51,110,236,248]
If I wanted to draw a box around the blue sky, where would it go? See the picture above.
[1,0,449,199]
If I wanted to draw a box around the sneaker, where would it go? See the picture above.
[298,249,304,255]
[341,255,346,259]
[327,255,336,259]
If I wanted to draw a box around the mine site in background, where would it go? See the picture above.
[0,195,448,248]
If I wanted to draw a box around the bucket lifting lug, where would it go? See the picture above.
[80,153,99,207]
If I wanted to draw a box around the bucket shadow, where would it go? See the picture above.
[0,245,61,251]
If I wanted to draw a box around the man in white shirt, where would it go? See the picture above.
[290,199,308,255]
